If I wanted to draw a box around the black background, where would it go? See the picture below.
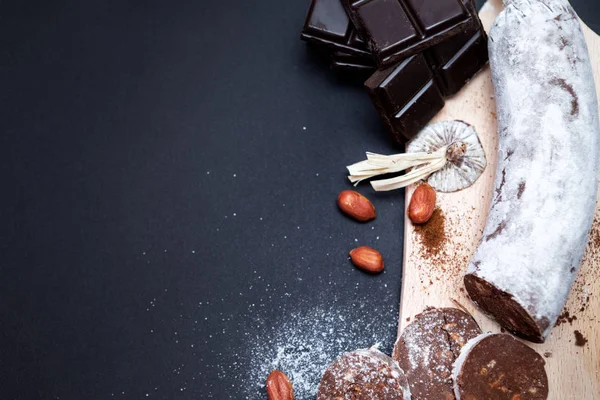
[1,1,598,399]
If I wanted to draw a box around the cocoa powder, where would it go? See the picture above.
[414,208,447,256]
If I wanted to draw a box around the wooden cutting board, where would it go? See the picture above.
[398,1,600,399]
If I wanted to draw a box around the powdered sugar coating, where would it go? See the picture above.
[467,0,600,340]
[317,348,411,400]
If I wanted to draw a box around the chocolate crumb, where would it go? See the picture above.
[574,330,588,347]
[544,352,552,358]
[556,310,577,326]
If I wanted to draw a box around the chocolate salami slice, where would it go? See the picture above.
[317,347,411,400]
[393,307,481,400]
[465,0,600,343]
[452,334,549,400]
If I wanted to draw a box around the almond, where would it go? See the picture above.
[266,370,294,400]
[349,246,384,273]
[408,183,436,224]
[337,190,376,222]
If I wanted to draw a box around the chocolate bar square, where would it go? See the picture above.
[406,0,466,33]
[367,54,434,115]
[345,0,474,67]
[365,54,444,142]
[355,0,418,51]
[301,0,372,57]
[428,29,489,96]
[389,79,445,142]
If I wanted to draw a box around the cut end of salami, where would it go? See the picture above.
[452,334,549,400]
[464,274,547,343]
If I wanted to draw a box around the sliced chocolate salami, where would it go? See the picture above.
[393,307,481,400]
[465,0,600,342]
[317,347,411,400]
[452,334,549,400]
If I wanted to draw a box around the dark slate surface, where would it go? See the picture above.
[0,1,598,399]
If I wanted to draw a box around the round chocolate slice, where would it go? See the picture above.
[317,347,411,400]
[393,307,482,400]
[453,333,549,399]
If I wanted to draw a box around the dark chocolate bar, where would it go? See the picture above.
[301,0,488,143]
[365,54,445,143]
[301,0,372,57]
[344,0,475,67]
[365,21,488,142]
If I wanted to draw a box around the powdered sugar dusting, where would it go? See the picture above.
[242,303,398,399]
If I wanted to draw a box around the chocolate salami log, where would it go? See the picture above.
[465,0,600,343]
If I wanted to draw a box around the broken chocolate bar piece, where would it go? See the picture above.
[344,0,475,67]
[301,0,372,57]
[365,54,445,143]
